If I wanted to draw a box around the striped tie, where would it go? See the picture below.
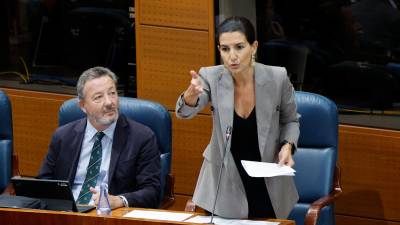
[76,132,105,204]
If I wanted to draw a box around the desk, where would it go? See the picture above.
[0,208,295,225]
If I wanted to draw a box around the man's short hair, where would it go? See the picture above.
[77,66,118,100]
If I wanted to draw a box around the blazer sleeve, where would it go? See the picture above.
[120,133,161,208]
[37,131,61,179]
[279,70,300,148]
[175,67,211,119]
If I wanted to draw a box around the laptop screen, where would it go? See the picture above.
[11,176,94,212]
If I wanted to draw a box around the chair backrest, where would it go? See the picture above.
[58,97,172,205]
[288,91,338,225]
[0,90,13,192]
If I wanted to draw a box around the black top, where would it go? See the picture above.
[230,108,276,218]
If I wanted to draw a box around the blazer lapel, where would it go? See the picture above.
[216,68,247,200]
[108,115,127,185]
[254,63,275,159]
[68,119,87,184]
[217,68,234,162]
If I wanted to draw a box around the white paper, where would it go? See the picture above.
[241,160,295,177]
[123,209,193,222]
[185,215,280,225]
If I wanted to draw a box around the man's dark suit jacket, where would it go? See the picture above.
[38,114,161,208]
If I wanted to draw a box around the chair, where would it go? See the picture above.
[0,90,13,193]
[58,97,174,208]
[288,91,342,225]
[185,91,342,225]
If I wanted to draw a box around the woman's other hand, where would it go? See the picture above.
[278,144,295,167]
[183,70,204,106]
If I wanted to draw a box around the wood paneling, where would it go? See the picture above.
[135,0,215,112]
[171,114,212,195]
[136,25,212,111]
[337,125,400,222]
[166,194,192,211]
[138,0,210,30]
[337,215,400,225]
[135,0,215,202]
[2,88,73,176]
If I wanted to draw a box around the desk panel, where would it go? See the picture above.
[0,208,294,225]
[336,214,400,225]
[337,125,400,222]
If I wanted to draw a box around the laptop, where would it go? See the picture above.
[11,176,95,213]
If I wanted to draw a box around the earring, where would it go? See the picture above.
[251,54,256,67]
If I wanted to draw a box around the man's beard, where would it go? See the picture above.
[89,109,119,126]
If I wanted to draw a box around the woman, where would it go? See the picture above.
[176,16,299,219]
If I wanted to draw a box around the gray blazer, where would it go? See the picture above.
[176,63,300,219]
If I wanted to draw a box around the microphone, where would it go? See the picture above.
[209,126,233,224]
[98,170,107,186]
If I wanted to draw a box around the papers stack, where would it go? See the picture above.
[241,160,296,177]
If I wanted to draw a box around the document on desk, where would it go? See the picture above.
[123,209,193,221]
[185,215,280,225]
[241,160,295,177]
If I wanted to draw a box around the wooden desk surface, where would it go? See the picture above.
[0,207,294,225]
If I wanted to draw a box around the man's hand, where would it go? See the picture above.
[278,143,295,167]
[90,187,124,209]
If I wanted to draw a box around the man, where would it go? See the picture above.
[38,67,161,209]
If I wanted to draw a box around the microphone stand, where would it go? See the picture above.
[209,126,232,224]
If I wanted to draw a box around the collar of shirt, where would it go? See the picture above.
[85,118,117,142]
